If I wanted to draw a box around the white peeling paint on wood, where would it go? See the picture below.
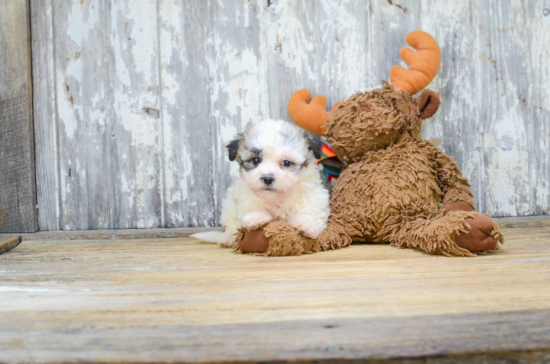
[419,0,482,208]
[32,0,550,230]
[475,0,535,217]
[108,0,163,229]
[54,1,116,230]
[260,0,375,120]
[526,0,550,216]
[159,0,217,228]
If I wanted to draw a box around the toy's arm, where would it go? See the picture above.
[434,150,476,212]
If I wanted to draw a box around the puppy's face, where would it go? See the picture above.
[227,120,321,198]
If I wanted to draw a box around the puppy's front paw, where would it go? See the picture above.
[217,232,237,248]
[289,215,322,239]
[241,211,273,230]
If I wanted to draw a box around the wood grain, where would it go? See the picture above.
[159,0,215,228]
[0,226,549,362]
[30,0,60,231]
[42,1,114,230]
[475,0,534,217]
[0,0,37,233]
[30,0,550,231]
[419,0,481,208]
[525,0,550,216]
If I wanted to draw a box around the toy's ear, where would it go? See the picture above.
[418,89,440,119]
[226,134,243,161]
[304,132,322,159]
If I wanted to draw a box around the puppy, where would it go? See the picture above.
[191,119,330,248]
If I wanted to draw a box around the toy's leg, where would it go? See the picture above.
[237,220,321,256]
[386,211,504,256]
[317,217,355,251]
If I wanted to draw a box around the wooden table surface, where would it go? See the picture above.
[1,227,550,363]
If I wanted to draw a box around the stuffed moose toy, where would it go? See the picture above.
[237,30,504,257]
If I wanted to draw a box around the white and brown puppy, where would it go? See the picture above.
[192,119,330,248]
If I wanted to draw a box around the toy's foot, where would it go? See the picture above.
[455,215,500,253]
[317,223,353,251]
[237,228,269,254]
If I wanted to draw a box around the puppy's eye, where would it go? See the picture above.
[282,160,293,167]
[252,157,261,166]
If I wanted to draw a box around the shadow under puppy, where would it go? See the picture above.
[192,119,330,249]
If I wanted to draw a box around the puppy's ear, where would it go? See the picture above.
[226,134,243,162]
[305,132,322,159]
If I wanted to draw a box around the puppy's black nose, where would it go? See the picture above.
[261,175,275,186]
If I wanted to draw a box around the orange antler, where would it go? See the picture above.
[288,89,339,135]
[390,30,441,95]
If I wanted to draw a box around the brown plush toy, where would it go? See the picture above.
[237,30,504,257]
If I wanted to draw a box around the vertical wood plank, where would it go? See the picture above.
[157,0,189,227]
[0,0,38,233]
[474,0,534,216]
[525,0,550,216]
[108,0,163,228]
[31,0,61,231]
[52,1,115,230]
[158,0,215,227]
[419,0,482,209]
[47,0,164,230]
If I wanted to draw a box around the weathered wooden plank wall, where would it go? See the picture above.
[31,0,550,231]
[0,0,38,233]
